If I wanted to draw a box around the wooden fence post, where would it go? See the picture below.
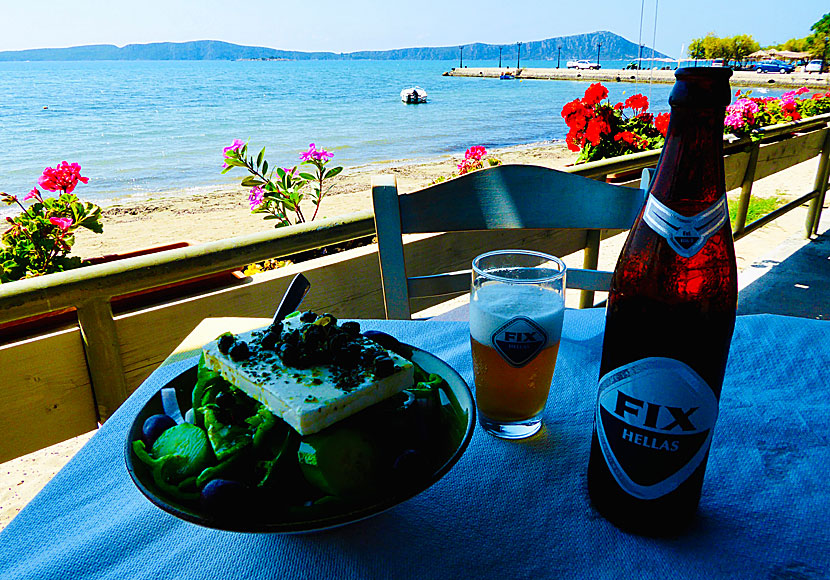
[733,142,760,237]
[76,297,128,422]
[805,128,830,237]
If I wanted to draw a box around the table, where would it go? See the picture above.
[1,310,829,579]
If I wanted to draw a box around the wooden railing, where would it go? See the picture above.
[1,113,828,462]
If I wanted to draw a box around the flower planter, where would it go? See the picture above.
[0,242,248,343]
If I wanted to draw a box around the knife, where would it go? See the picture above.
[272,273,311,323]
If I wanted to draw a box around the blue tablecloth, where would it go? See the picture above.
[1,310,829,579]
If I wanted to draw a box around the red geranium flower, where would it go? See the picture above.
[654,112,670,137]
[583,83,609,106]
[624,94,649,113]
[585,117,610,146]
[38,162,89,194]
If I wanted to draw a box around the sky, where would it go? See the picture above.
[1,0,826,59]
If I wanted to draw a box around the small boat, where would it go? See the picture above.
[401,86,427,104]
[499,73,515,80]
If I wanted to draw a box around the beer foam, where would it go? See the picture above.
[470,282,565,347]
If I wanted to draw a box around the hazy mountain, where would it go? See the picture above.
[0,32,670,62]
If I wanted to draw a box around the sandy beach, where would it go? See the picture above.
[70,142,576,258]
[1,142,824,531]
[71,140,818,273]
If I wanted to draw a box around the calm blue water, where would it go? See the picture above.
[0,59,782,207]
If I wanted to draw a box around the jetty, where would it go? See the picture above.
[444,67,829,90]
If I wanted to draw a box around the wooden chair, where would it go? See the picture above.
[372,164,650,319]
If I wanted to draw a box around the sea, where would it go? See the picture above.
[0,59,789,209]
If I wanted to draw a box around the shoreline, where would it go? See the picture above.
[70,141,574,257]
[444,67,830,90]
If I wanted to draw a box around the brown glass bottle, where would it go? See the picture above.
[587,68,737,536]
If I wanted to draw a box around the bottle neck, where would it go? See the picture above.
[650,106,726,209]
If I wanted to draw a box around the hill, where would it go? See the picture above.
[0,32,670,62]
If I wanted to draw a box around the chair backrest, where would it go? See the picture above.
[372,164,648,319]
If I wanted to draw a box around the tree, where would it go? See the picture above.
[701,32,730,59]
[779,38,809,52]
[807,13,829,59]
[728,34,760,65]
[688,38,705,60]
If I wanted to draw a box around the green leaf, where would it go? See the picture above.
[298,173,316,181]
[257,147,265,169]
[323,166,343,179]
[240,177,265,187]
[262,160,268,176]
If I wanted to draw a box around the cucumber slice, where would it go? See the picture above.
[297,428,381,498]
[151,423,214,481]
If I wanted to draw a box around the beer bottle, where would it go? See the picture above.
[587,67,737,535]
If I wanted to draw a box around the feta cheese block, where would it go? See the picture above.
[201,314,414,435]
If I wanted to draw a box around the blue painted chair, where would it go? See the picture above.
[372,164,650,319]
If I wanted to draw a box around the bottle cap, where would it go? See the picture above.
[669,67,733,109]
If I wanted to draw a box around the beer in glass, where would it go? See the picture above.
[470,250,566,439]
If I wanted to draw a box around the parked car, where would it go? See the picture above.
[574,60,601,70]
[755,60,795,74]
[711,59,725,68]
[805,60,824,73]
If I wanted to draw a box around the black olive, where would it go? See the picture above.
[360,345,383,364]
[278,343,300,366]
[229,341,250,361]
[215,390,234,409]
[341,321,360,336]
[261,331,278,350]
[302,324,325,349]
[296,353,314,368]
[300,311,318,322]
[212,405,233,425]
[141,414,176,447]
[334,343,362,367]
[373,356,396,378]
[217,333,236,354]
[269,321,283,337]
[328,332,348,353]
[283,329,301,345]
[200,479,251,517]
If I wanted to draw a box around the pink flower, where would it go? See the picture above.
[724,98,759,131]
[300,143,334,162]
[222,139,245,168]
[248,186,264,210]
[223,139,245,154]
[464,146,487,161]
[24,188,40,201]
[49,217,73,231]
[38,162,88,194]
[725,112,746,130]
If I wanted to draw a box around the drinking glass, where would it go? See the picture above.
[470,250,566,439]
